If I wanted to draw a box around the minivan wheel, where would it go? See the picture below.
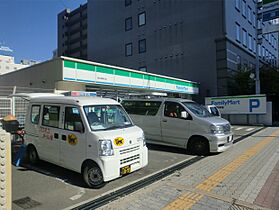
[190,138,209,156]
[82,162,105,188]
[26,145,39,164]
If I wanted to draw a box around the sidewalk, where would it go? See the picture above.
[97,127,279,210]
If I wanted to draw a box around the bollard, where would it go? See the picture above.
[0,129,11,210]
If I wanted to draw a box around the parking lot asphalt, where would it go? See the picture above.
[12,125,264,210]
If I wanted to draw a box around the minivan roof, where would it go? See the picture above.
[30,96,119,106]
[122,98,193,103]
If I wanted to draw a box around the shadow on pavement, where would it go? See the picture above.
[147,143,220,157]
[12,143,87,188]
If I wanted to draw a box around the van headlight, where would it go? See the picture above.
[210,125,224,134]
[99,140,114,156]
[137,133,146,146]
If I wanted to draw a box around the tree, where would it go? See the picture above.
[260,65,279,95]
[228,68,255,95]
[228,64,279,96]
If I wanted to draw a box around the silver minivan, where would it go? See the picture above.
[122,98,233,155]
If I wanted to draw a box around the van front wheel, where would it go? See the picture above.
[189,137,209,156]
[82,162,105,188]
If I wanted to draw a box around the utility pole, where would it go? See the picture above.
[255,1,263,95]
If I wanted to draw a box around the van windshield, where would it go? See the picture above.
[83,105,133,131]
[182,102,213,118]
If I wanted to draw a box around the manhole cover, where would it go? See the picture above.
[13,197,41,209]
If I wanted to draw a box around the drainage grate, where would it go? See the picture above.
[13,197,41,209]
[229,202,254,210]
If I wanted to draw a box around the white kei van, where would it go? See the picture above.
[22,94,148,188]
[122,98,233,155]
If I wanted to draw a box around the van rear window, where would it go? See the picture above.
[122,101,161,116]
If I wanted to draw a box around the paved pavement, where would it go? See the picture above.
[96,127,279,210]
[11,125,266,210]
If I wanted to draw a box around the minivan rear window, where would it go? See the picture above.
[122,101,161,116]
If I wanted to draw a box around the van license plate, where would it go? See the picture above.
[120,165,131,175]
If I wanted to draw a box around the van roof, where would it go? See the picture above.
[30,96,119,106]
[122,98,193,103]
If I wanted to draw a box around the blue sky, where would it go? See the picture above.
[1,0,87,63]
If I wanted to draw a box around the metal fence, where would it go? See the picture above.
[0,86,54,127]
[0,98,12,119]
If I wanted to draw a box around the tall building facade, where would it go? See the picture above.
[58,0,279,100]
[58,3,88,60]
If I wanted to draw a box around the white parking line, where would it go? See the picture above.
[70,188,85,200]
[246,128,255,132]
[235,127,244,131]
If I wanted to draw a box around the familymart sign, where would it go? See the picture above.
[62,59,199,95]
[205,95,267,114]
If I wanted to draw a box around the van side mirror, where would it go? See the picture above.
[181,111,188,119]
[74,122,84,133]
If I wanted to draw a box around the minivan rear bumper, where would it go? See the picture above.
[208,132,233,152]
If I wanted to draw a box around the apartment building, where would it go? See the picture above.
[58,3,88,60]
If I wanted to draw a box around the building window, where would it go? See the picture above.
[139,66,147,72]
[253,38,256,53]
[138,39,146,53]
[236,22,241,42]
[242,0,246,18]
[258,20,261,29]
[125,17,132,31]
[125,0,132,7]
[125,43,133,56]
[248,34,252,50]
[248,6,252,23]
[236,55,241,69]
[266,49,268,59]
[235,0,240,11]
[242,28,247,46]
[253,12,256,27]
[138,12,146,27]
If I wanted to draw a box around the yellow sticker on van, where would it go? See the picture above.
[114,137,124,146]
[68,134,78,145]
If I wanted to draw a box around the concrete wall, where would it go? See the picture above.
[0,58,63,89]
